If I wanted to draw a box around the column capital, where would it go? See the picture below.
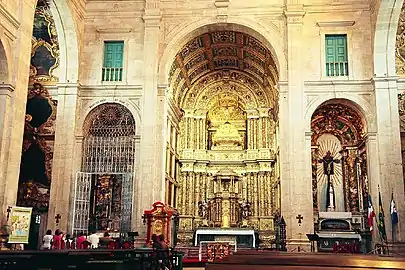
[183,109,195,117]
[284,5,305,24]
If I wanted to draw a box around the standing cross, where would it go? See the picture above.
[55,214,61,225]
[6,206,12,221]
[296,214,303,226]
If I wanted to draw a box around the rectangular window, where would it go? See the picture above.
[325,35,348,76]
[102,41,124,81]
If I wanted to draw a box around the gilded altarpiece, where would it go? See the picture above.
[396,1,405,76]
[174,72,279,247]
[398,92,405,183]
[311,103,369,231]
[17,83,57,213]
[167,31,280,247]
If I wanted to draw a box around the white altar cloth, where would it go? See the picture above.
[194,228,255,247]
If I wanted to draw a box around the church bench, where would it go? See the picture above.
[206,252,405,270]
[0,249,158,270]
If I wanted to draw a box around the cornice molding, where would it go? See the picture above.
[96,28,133,34]
[316,21,355,28]
[0,83,14,97]
[0,4,19,30]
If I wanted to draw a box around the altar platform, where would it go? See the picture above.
[194,228,256,248]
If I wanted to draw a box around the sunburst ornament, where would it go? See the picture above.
[316,134,345,212]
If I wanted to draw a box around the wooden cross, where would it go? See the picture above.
[55,214,61,224]
[296,214,303,226]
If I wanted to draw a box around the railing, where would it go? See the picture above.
[102,67,123,81]
[326,61,349,77]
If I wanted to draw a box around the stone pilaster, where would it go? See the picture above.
[0,0,36,223]
[137,3,164,234]
[0,85,16,222]
[372,77,405,242]
[47,83,80,232]
[283,6,314,248]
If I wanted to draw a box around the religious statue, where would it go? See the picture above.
[239,201,252,227]
[318,151,340,211]
[198,200,209,226]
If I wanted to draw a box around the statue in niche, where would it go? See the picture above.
[318,151,341,211]
[198,200,209,227]
[239,201,251,227]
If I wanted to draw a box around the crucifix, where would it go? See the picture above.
[296,214,303,226]
[318,151,340,211]
[6,206,12,221]
[55,214,61,225]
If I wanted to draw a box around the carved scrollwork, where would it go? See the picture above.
[30,0,60,84]
[396,2,405,76]
[311,103,365,146]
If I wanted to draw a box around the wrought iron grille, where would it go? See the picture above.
[82,103,136,173]
[72,172,92,235]
[72,103,136,235]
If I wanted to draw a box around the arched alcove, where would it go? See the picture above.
[165,27,279,248]
[71,103,136,235]
[310,99,369,229]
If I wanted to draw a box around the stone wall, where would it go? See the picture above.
[0,0,404,245]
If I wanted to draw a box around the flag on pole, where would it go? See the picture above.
[367,194,375,231]
[378,190,387,242]
[391,192,399,226]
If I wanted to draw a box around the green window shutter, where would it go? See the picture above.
[325,35,348,76]
[103,41,124,81]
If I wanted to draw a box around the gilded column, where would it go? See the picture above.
[264,172,270,216]
[206,174,213,199]
[188,172,194,215]
[253,172,259,216]
[242,174,248,201]
[257,116,263,149]
[260,172,265,216]
[248,172,253,205]
[195,172,200,216]
[201,172,207,201]
[180,171,187,214]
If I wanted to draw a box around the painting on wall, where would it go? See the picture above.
[29,0,59,84]
[17,83,57,213]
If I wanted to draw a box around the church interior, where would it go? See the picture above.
[1,0,405,263]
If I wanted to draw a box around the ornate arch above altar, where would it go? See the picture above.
[168,30,279,117]
[311,103,366,147]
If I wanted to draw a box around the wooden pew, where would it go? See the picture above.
[206,251,405,270]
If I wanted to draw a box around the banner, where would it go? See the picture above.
[8,207,32,244]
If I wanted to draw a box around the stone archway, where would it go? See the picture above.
[165,28,280,248]
[310,99,369,234]
[71,103,136,235]
[0,40,9,84]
